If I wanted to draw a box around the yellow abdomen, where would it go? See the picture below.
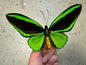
[46,36,51,48]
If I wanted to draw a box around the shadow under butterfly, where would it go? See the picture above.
[6,4,82,51]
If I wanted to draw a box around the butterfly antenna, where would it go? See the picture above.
[40,10,47,25]
[46,9,49,25]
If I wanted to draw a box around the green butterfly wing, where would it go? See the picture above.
[6,13,45,51]
[28,33,45,51]
[49,4,82,32]
[6,13,43,37]
[49,4,82,49]
[50,31,67,49]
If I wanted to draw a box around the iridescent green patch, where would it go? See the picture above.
[50,32,67,49]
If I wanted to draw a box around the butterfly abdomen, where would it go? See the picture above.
[46,36,51,48]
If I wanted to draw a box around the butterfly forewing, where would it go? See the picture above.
[6,13,44,37]
[49,4,82,32]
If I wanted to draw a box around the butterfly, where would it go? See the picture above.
[6,4,82,51]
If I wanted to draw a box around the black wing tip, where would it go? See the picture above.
[74,4,82,6]
[72,4,82,7]
[67,4,82,10]
[76,4,82,13]
[72,4,82,9]
[6,13,9,17]
[6,13,23,16]
[66,4,82,14]
[6,13,18,18]
[5,13,31,19]
[76,4,82,8]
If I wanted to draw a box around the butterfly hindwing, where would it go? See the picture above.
[49,4,82,32]
[6,13,43,37]
[28,33,45,51]
[50,31,67,49]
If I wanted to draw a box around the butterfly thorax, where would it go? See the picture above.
[44,25,50,36]
[44,25,51,48]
